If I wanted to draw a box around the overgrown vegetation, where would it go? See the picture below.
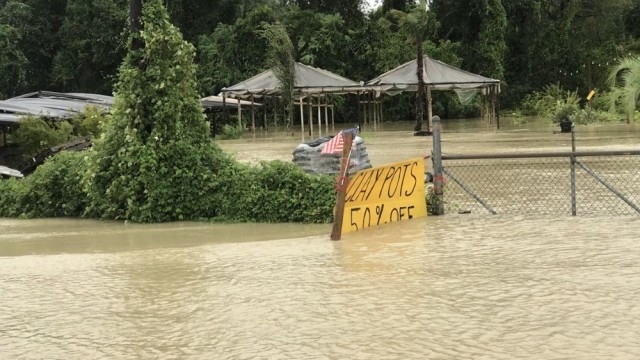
[7,116,74,157]
[217,124,245,140]
[0,151,87,218]
[0,0,336,224]
[6,105,110,159]
[517,83,626,125]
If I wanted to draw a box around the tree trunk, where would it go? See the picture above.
[415,39,425,132]
[129,0,143,52]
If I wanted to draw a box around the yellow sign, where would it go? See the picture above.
[587,90,595,101]
[341,158,427,234]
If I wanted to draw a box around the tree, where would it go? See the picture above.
[85,0,231,222]
[0,24,27,98]
[379,0,437,131]
[472,0,506,80]
[51,0,128,93]
[260,22,295,129]
[284,0,364,23]
[0,0,31,97]
[196,4,276,95]
[382,0,411,13]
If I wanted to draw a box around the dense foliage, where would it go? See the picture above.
[3,0,640,223]
[0,0,337,224]
[0,151,86,218]
[2,0,639,119]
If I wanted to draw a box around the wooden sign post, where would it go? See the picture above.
[330,132,354,241]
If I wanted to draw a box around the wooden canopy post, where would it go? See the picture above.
[331,103,335,132]
[222,92,229,124]
[250,94,255,136]
[263,96,268,131]
[372,92,378,132]
[307,95,313,138]
[237,100,242,128]
[299,96,305,142]
[317,95,322,137]
[324,95,329,134]
[272,95,277,131]
[427,85,433,130]
[357,91,362,131]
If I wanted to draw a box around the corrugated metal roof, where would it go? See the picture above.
[0,91,114,125]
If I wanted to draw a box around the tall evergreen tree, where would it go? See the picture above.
[86,0,230,222]
[261,22,295,129]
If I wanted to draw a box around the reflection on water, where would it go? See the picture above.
[2,216,640,359]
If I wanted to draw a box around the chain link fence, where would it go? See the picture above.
[441,152,640,216]
[430,116,640,216]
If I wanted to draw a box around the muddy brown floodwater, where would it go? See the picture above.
[2,119,640,359]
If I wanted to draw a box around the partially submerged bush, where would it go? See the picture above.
[212,160,335,223]
[0,151,87,218]
[217,124,244,140]
[553,102,579,124]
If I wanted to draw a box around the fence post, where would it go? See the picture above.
[432,115,445,215]
[570,123,577,216]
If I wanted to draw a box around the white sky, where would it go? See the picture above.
[364,0,382,11]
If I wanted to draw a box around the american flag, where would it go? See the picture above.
[321,128,359,155]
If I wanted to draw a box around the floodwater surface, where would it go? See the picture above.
[2,216,640,359]
[2,120,640,359]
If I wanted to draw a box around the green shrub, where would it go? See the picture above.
[252,161,335,223]
[212,160,335,223]
[519,83,580,119]
[11,151,87,218]
[571,108,621,124]
[553,102,579,124]
[0,178,20,217]
[217,124,244,140]
[70,105,110,137]
[8,116,74,157]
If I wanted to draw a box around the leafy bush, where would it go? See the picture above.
[3,151,87,218]
[70,105,110,137]
[7,116,74,157]
[212,160,335,223]
[553,102,579,124]
[519,83,578,118]
[572,108,620,124]
[217,124,244,140]
[251,161,335,223]
[0,178,20,217]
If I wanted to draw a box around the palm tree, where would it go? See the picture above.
[381,0,437,131]
[607,56,640,124]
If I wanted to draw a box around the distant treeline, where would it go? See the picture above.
[2,0,640,118]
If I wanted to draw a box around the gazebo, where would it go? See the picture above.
[366,56,501,129]
[220,62,363,139]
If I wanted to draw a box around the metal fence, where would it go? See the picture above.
[430,117,640,216]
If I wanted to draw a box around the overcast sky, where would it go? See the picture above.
[364,0,381,11]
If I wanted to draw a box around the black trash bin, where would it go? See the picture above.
[559,120,573,133]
